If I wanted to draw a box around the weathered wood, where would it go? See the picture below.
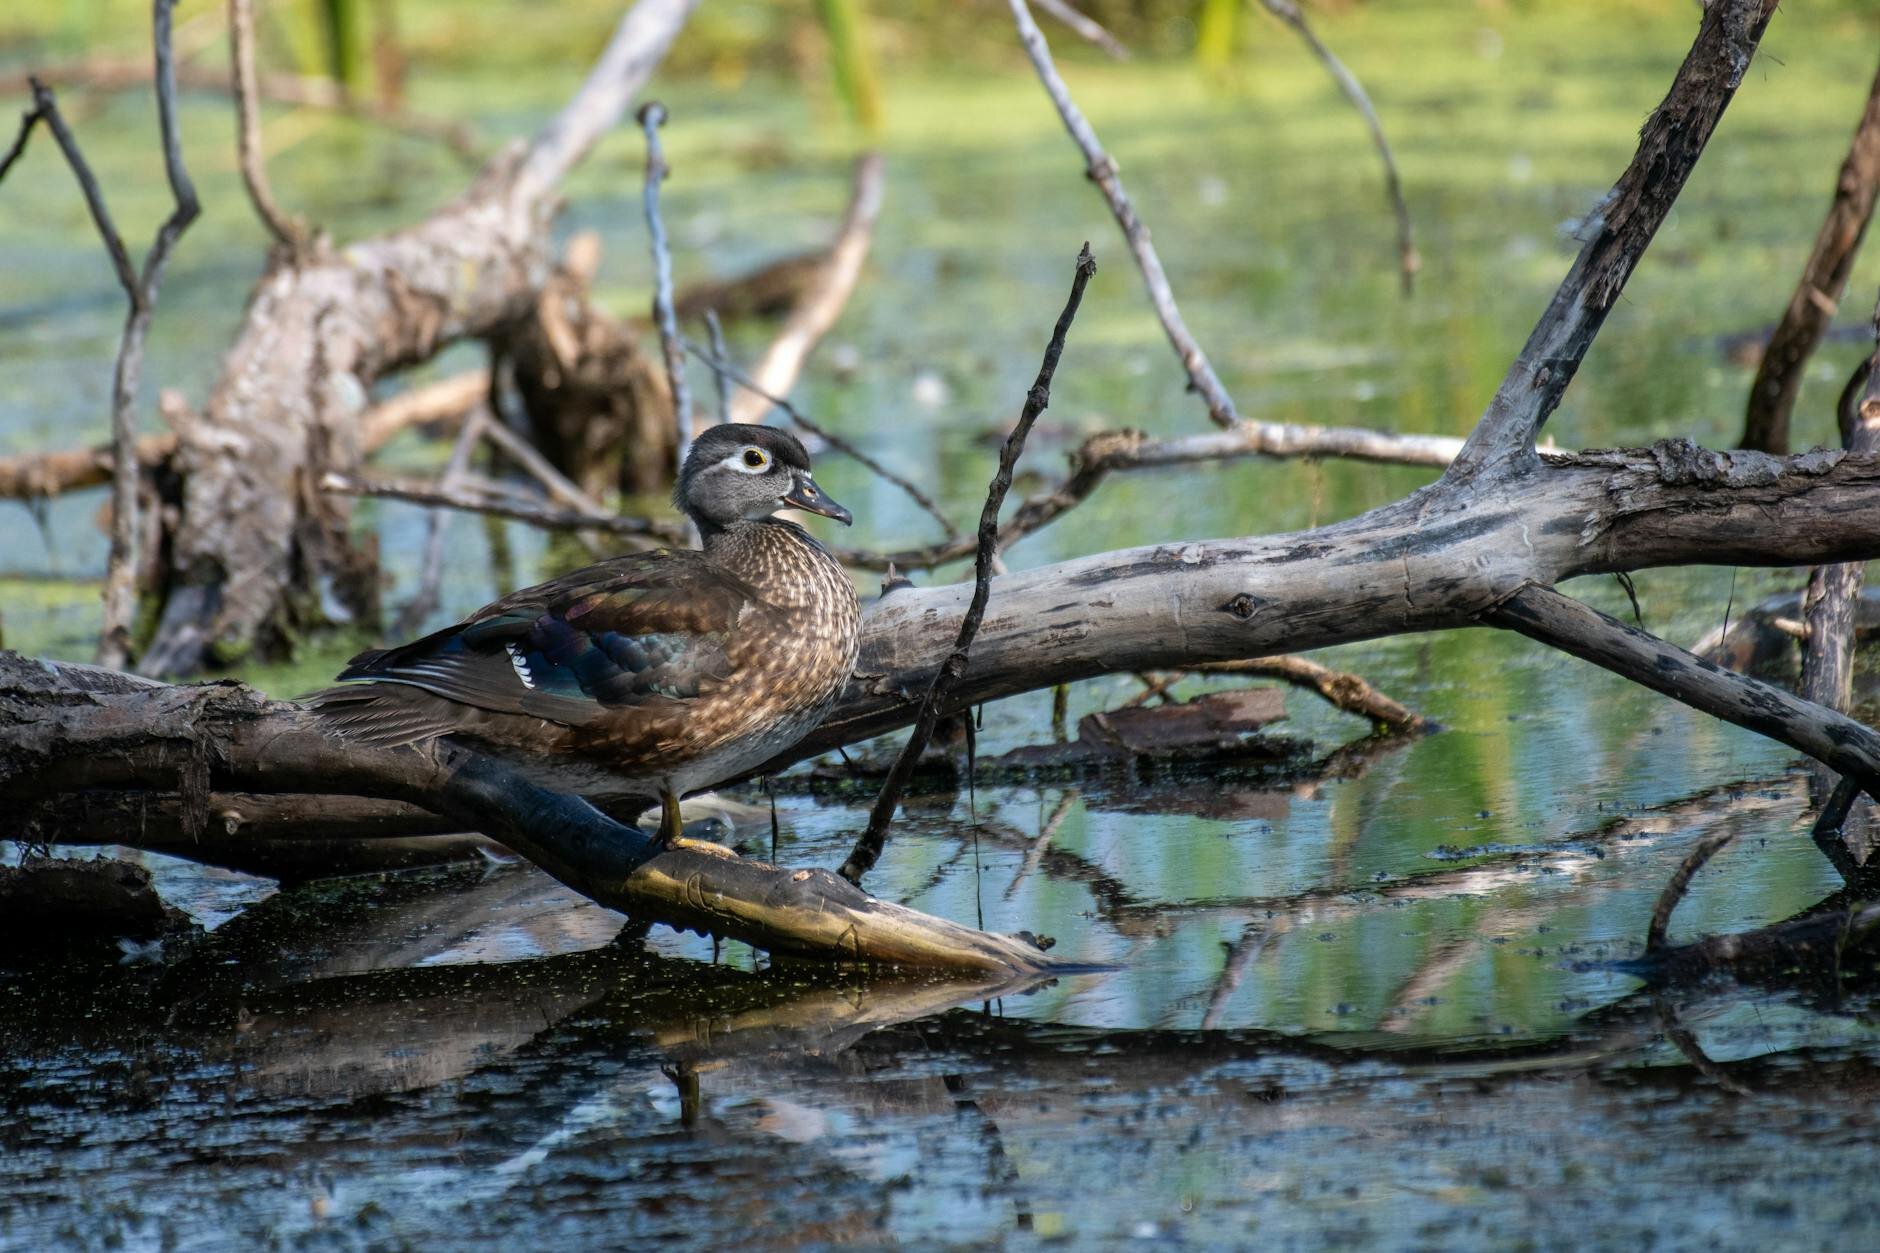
[138,0,701,676]
[770,443,1880,772]
[0,654,1067,973]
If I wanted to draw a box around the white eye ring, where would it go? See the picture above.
[724,448,770,475]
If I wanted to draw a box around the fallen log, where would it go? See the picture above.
[0,653,1067,974]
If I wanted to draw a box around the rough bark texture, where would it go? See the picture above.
[0,654,1065,974]
[770,443,1880,770]
[1739,54,1880,455]
[139,0,700,676]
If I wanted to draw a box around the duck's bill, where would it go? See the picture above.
[783,477,853,525]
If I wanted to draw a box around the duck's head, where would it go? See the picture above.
[675,423,853,531]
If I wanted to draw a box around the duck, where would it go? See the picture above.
[311,423,861,844]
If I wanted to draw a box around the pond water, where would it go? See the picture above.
[6,3,1880,1248]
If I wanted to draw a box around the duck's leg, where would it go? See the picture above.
[657,787,684,845]
[652,785,739,858]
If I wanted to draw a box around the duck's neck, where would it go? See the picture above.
[698,517,834,607]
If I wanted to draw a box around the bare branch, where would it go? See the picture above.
[1033,0,1129,60]
[1646,831,1736,952]
[727,152,885,425]
[229,0,311,252]
[1449,0,1780,478]
[1739,53,1880,454]
[1485,583,1880,794]
[637,100,693,471]
[1194,655,1433,733]
[1,8,201,670]
[1800,290,1880,712]
[703,308,732,425]
[321,469,685,545]
[1252,0,1417,293]
[514,0,701,200]
[1009,0,1240,427]
[838,243,1097,886]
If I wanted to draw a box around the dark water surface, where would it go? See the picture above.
[6,3,1880,1248]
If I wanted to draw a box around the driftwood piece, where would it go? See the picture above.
[0,654,1066,974]
[137,0,701,677]
[1739,54,1880,454]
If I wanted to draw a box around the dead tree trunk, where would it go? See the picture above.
[138,0,700,676]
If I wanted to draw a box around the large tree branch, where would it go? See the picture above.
[768,443,1880,768]
[1483,584,1880,793]
[1449,0,1779,479]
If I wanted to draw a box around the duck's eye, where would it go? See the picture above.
[742,448,768,469]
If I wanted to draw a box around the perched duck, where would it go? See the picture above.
[312,423,860,843]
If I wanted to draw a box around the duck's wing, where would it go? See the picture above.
[322,551,763,730]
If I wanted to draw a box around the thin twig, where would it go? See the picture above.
[1252,0,1417,294]
[1032,0,1129,60]
[703,308,732,425]
[393,408,486,636]
[4,8,202,669]
[637,101,692,475]
[476,415,614,520]
[320,470,686,545]
[229,0,310,252]
[681,334,960,541]
[838,242,1097,887]
[1646,831,1736,953]
[727,152,885,424]
[1010,0,1239,427]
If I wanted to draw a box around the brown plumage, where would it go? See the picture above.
[309,425,860,837]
